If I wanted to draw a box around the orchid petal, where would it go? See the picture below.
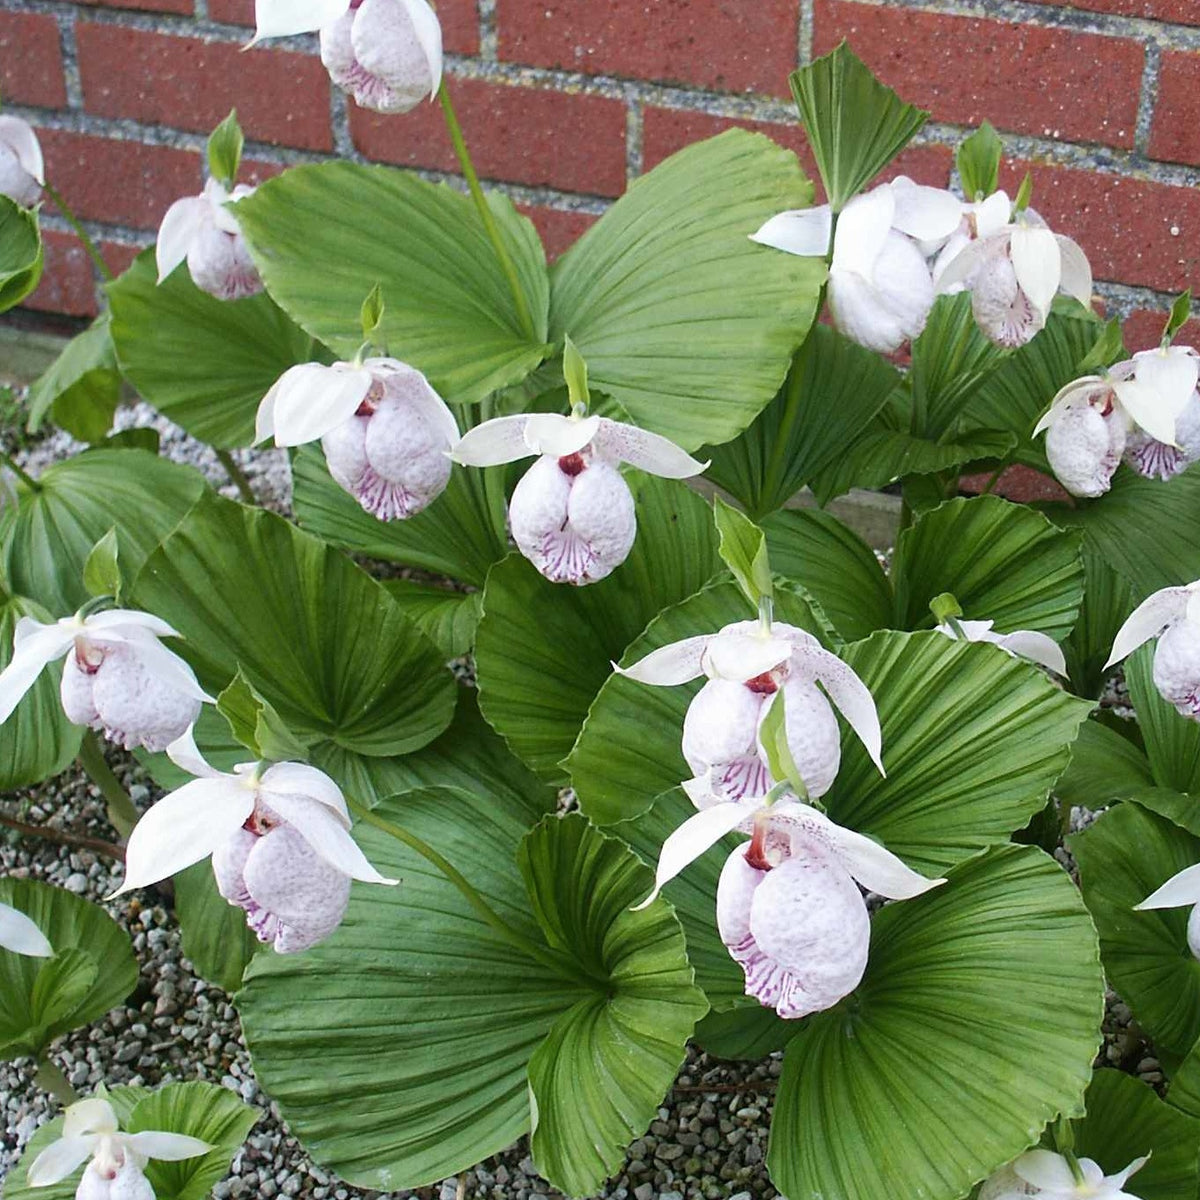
[634,798,759,910]
[524,412,600,457]
[165,725,229,779]
[251,0,350,40]
[996,630,1068,676]
[113,778,254,894]
[400,0,444,98]
[973,191,1013,238]
[1136,862,1200,910]
[1188,587,1200,625]
[63,1098,119,1138]
[0,115,43,183]
[821,813,944,899]
[1106,586,1190,667]
[260,762,350,826]
[1032,375,1107,436]
[1113,377,1180,445]
[1013,1150,1078,1193]
[1011,225,1061,320]
[82,609,182,641]
[0,901,52,957]
[452,415,539,467]
[1134,347,1200,419]
[705,634,793,682]
[261,363,373,448]
[750,206,833,258]
[616,636,711,686]
[367,358,460,447]
[156,196,209,283]
[1109,1154,1151,1188]
[801,645,884,775]
[831,187,896,278]
[593,419,708,478]
[934,235,990,294]
[25,1135,98,1186]
[124,1131,213,1161]
[0,618,77,724]
[1056,235,1093,306]
[267,793,397,884]
[888,180,964,244]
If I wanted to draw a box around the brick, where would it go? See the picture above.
[240,157,287,187]
[24,232,100,319]
[101,240,147,280]
[814,0,1143,149]
[0,12,67,109]
[208,0,480,55]
[352,76,627,196]
[75,0,192,12]
[1150,52,1200,167]
[641,107,952,201]
[1024,0,1200,24]
[1122,309,1200,354]
[76,24,333,153]
[960,465,1069,504]
[520,204,600,261]
[497,0,798,97]
[38,129,202,231]
[999,160,1200,295]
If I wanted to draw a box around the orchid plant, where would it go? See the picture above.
[4,27,1200,1200]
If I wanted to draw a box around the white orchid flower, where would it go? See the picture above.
[0,114,44,209]
[0,609,211,753]
[931,189,1015,287]
[156,178,262,302]
[751,177,964,353]
[0,901,52,957]
[1119,344,1200,481]
[639,794,942,1018]
[453,410,707,586]
[1106,580,1200,720]
[27,1095,211,1199]
[257,357,459,522]
[937,208,1092,347]
[113,727,397,953]
[619,620,884,803]
[936,618,1067,677]
[980,1150,1149,1200]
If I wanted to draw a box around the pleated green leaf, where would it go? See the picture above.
[0,195,42,313]
[1071,1069,1200,1200]
[1168,1037,1200,1119]
[549,129,825,451]
[768,846,1103,1200]
[108,249,317,448]
[235,163,550,405]
[763,507,892,643]
[1127,643,1200,794]
[26,313,121,442]
[704,325,900,518]
[567,579,832,826]
[0,878,137,1060]
[1054,718,1153,812]
[0,449,207,618]
[1063,542,1136,699]
[891,495,1084,639]
[691,1004,794,1061]
[238,792,703,1196]
[475,476,721,782]
[383,580,481,658]
[1072,802,1200,1057]
[173,861,260,994]
[130,493,455,757]
[292,444,509,587]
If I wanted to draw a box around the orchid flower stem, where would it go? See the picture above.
[980,460,1009,495]
[348,800,602,989]
[77,732,139,840]
[1,451,38,492]
[35,1055,79,1107]
[215,449,257,505]
[437,81,538,344]
[41,183,113,283]
[0,809,125,861]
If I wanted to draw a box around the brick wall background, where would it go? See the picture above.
[3,0,1200,348]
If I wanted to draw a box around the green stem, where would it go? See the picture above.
[438,81,538,344]
[348,799,602,989]
[35,1055,79,1107]
[897,496,914,535]
[77,731,139,840]
[42,182,113,282]
[980,460,1010,495]
[1,451,38,491]
[215,449,257,505]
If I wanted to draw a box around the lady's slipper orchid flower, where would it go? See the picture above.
[26,1096,211,1199]
[0,610,211,753]
[156,178,263,302]
[113,728,397,954]
[0,901,52,957]
[1136,858,1200,959]
[1107,580,1200,719]
[0,114,44,208]
[937,210,1092,347]
[619,620,883,803]
[453,411,707,586]
[641,796,942,1018]
[256,357,459,521]
[751,178,964,353]
[936,618,1068,677]
[251,0,442,115]
[930,189,1015,288]
[979,1149,1149,1200]
[1119,344,1200,481]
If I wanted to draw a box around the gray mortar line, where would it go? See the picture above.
[53,6,83,110]
[799,0,816,64]
[624,98,643,183]
[193,0,209,19]
[1134,38,1161,157]
[477,0,498,61]
[328,82,355,160]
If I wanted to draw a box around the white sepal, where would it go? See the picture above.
[25,1135,99,1186]
[400,0,443,98]
[257,362,373,447]
[252,0,351,40]
[123,1131,214,1160]
[593,419,708,479]
[0,617,77,724]
[265,793,397,885]
[164,725,228,779]
[887,178,965,244]
[616,636,710,686]
[0,901,52,957]
[1106,585,1191,667]
[798,643,885,775]
[259,761,351,826]
[156,196,209,283]
[704,633,793,682]
[749,206,832,258]
[524,412,600,456]
[1136,862,1200,911]
[1010,224,1061,320]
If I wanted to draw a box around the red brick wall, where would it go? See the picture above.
[3,0,1199,347]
